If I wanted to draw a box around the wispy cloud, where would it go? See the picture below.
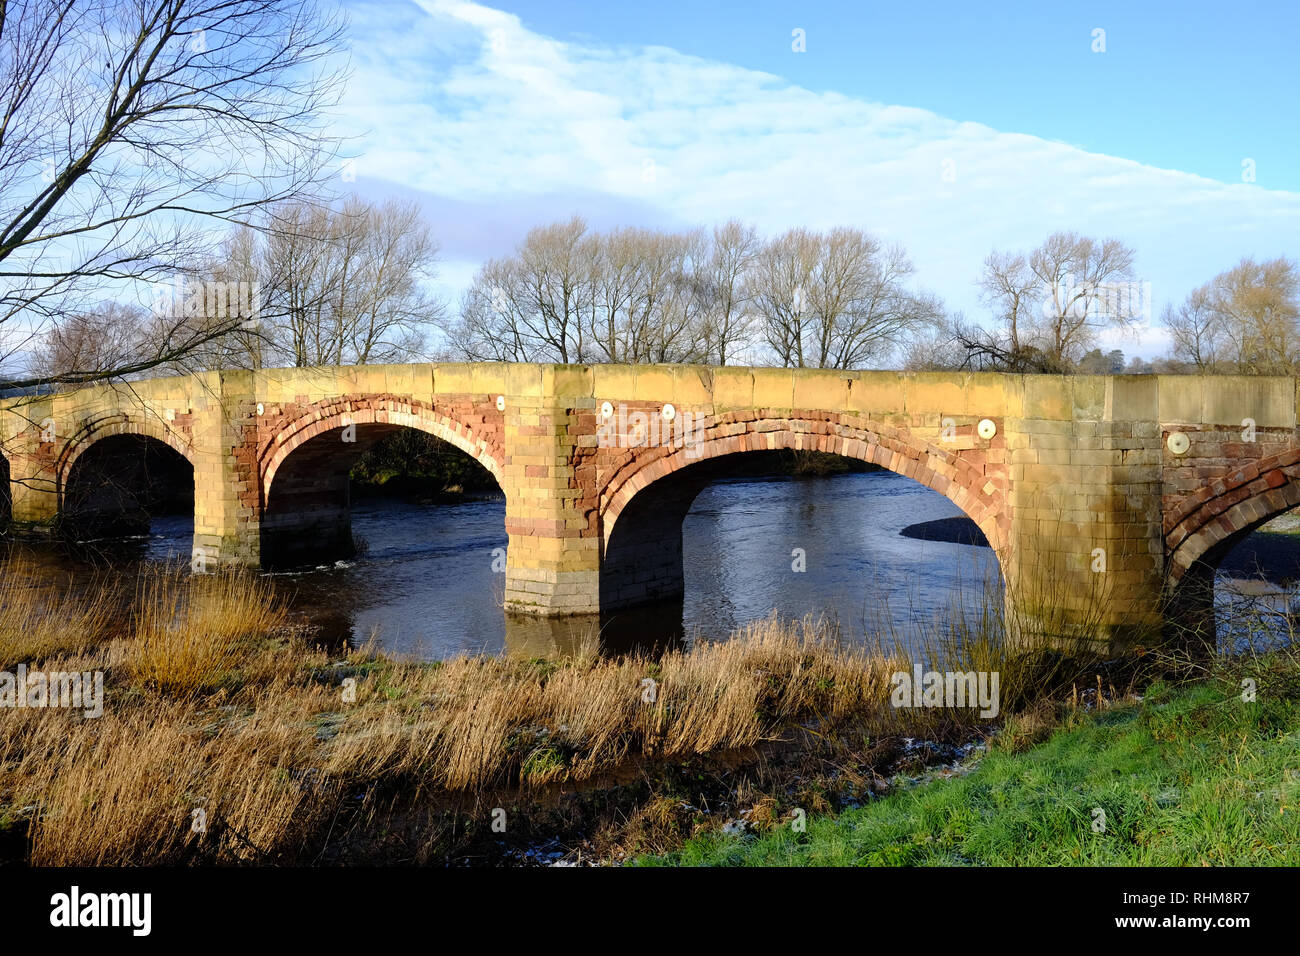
[339,0,1300,358]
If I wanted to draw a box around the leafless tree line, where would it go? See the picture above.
[905,233,1300,376]
[1160,257,1300,374]
[446,217,941,369]
[27,196,446,378]
[904,231,1141,373]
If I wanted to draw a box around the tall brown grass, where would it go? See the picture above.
[0,560,1113,865]
[129,566,286,695]
[0,557,120,662]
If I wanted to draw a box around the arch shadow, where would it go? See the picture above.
[60,433,194,540]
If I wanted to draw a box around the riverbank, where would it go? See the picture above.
[638,648,1300,866]
[0,560,1115,865]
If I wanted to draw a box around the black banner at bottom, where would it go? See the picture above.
[0,864,1280,943]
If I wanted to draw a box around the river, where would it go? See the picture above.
[3,468,1296,658]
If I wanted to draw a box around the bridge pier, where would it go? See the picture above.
[999,376,1167,651]
[1,395,60,534]
[191,371,261,568]
[501,365,602,615]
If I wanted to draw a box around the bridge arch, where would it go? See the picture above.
[601,412,1007,550]
[57,413,195,492]
[259,396,505,567]
[1164,449,1300,648]
[261,397,504,502]
[596,411,1008,611]
[57,419,195,539]
[1165,448,1300,584]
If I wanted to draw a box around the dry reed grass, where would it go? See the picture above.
[0,560,1096,865]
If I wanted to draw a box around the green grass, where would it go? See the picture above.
[637,672,1300,866]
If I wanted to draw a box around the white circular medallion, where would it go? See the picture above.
[601,401,613,419]
[662,403,676,422]
[1167,431,1190,455]
[496,395,506,412]
[977,418,997,440]
[256,402,264,416]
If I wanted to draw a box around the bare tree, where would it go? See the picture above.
[455,256,537,362]
[29,301,149,380]
[1028,231,1137,366]
[260,202,337,367]
[921,312,1072,373]
[0,0,347,390]
[967,232,1136,371]
[163,197,445,370]
[1162,256,1300,374]
[451,218,714,365]
[346,199,445,364]
[698,219,758,365]
[618,227,707,364]
[586,226,644,364]
[752,227,937,369]
[156,224,270,372]
[977,251,1035,357]
[901,321,967,372]
[1162,286,1224,373]
[751,228,819,367]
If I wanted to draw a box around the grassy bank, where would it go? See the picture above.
[639,650,1300,866]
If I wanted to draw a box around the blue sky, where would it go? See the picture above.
[336,0,1300,359]
[493,1,1300,193]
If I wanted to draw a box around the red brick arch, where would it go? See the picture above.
[597,410,1010,554]
[1165,447,1300,582]
[57,412,196,493]
[259,395,505,506]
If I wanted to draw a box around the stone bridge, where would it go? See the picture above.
[2,364,1296,647]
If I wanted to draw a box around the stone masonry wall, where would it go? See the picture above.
[7,366,1300,647]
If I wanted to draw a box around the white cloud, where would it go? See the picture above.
[339,0,1300,359]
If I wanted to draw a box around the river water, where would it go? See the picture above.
[4,468,1295,659]
[1,471,1002,659]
